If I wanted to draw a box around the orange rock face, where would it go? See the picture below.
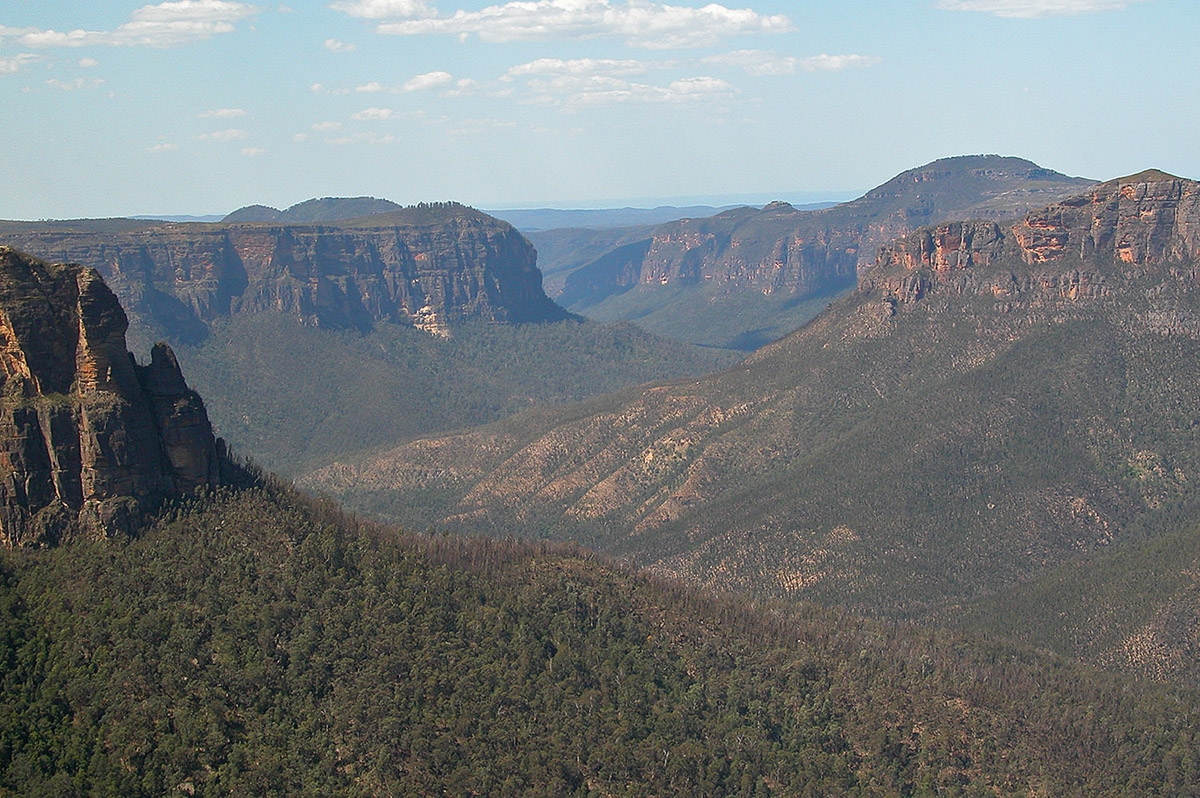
[0,247,223,546]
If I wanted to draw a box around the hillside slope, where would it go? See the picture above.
[2,485,1197,796]
[302,170,1200,634]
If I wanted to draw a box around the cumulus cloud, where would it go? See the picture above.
[78,57,99,67]
[147,141,179,152]
[324,37,357,51]
[199,107,247,117]
[312,120,343,130]
[704,50,881,76]
[329,0,435,18]
[241,146,265,156]
[937,0,1146,17]
[14,0,257,48]
[196,128,249,141]
[352,107,395,119]
[346,0,793,48]
[0,53,38,74]
[401,70,453,91]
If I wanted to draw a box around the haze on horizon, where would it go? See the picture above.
[0,0,1195,219]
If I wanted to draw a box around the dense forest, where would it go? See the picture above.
[1,478,1198,796]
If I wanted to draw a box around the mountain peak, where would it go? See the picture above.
[1111,168,1188,185]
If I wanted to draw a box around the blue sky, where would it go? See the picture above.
[0,0,1195,218]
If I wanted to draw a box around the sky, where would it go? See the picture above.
[0,0,1196,219]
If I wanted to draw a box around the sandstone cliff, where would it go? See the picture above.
[0,247,223,546]
[865,170,1200,305]
[558,156,1096,313]
[0,203,567,341]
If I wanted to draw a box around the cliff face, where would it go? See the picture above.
[0,204,566,341]
[867,171,1200,305]
[0,247,222,546]
[557,156,1096,335]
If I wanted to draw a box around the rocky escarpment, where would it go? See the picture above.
[559,156,1096,312]
[865,170,1200,306]
[0,203,567,341]
[0,247,223,546]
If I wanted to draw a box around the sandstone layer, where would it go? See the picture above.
[0,204,566,341]
[0,247,223,546]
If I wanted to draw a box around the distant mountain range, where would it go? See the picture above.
[300,168,1200,684]
[488,202,837,233]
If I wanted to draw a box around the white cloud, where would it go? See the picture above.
[704,50,881,76]
[47,76,105,90]
[310,82,324,92]
[504,57,656,80]
[324,37,357,51]
[524,72,734,106]
[147,141,179,152]
[312,120,343,130]
[196,127,249,141]
[352,107,395,119]
[356,80,384,92]
[402,70,453,91]
[360,0,793,49]
[292,132,310,141]
[198,107,247,117]
[16,1,257,48]
[0,53,38,74]
[329,131,401,145]
[937,0,1146,17]
[78,57,99,67]
[241,146,265,156]
[331,0,434,18]
[329,0,435,18]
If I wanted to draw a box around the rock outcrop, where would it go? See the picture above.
[0,247,223,546]
[0,203,567,341]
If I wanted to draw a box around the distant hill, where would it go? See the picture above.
[488,203,835,232]
[301,170,1200,686]
[222,195,403,223]
[559,155,1096,349]
[488,205,736,232]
